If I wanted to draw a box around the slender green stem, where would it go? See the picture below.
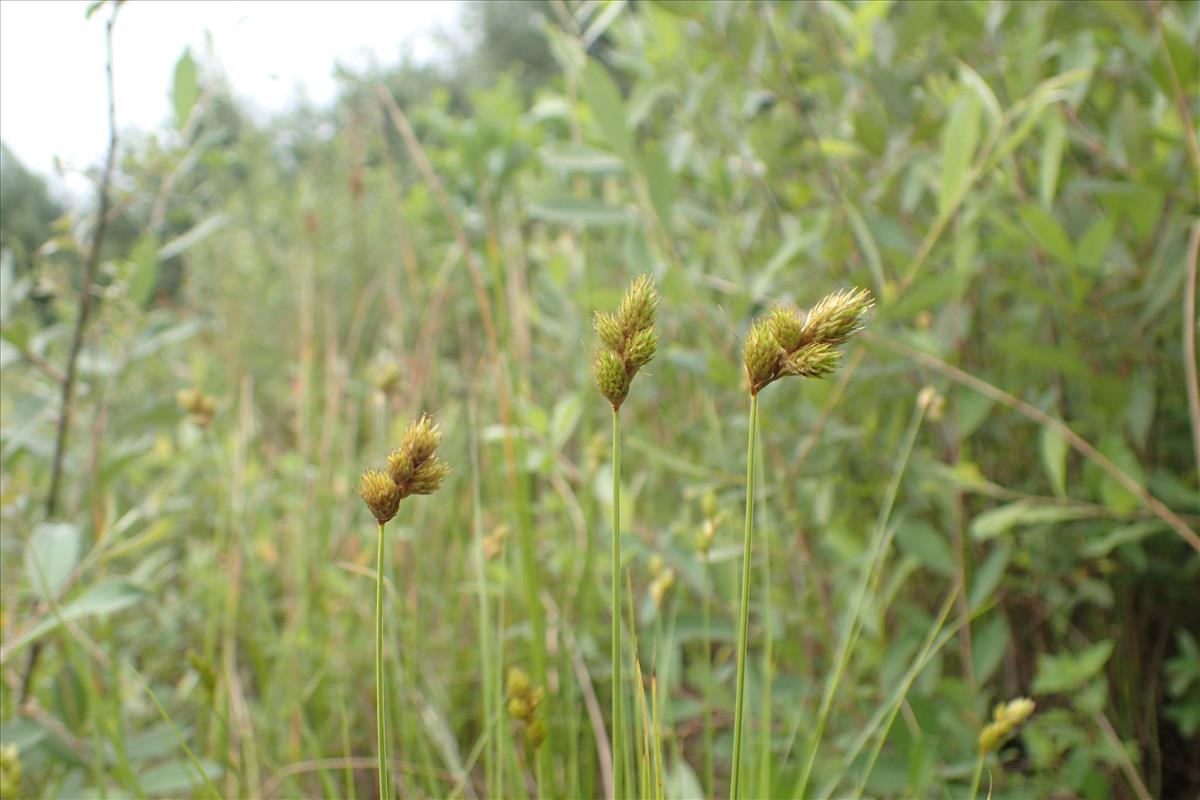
[968,752,985,799]
[611,406,624,800]
[730,392,759,800]
[702,560,714,799]
[375,522,390,800]
[758,491,772,799]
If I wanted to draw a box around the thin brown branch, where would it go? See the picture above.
[868,333,1200,554]
[21,1,120,705]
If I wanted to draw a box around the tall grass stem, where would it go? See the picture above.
[730,392,759,800]
[375,522,390,800]
[611,407,624,800]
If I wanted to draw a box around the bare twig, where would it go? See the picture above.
[868,334,1200,553]
[20,1,120,704]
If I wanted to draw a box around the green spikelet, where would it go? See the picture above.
[592,275,659,410]
[743,287,873,395]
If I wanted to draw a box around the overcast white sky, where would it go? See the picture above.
[0,0,461,196]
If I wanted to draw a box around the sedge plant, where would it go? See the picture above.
[592,275,659,799]
[730,288,873,800]
[970,697,1035,798]
[358,414,451,800]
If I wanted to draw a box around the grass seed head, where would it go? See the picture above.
[625,327,658,370]
[744,318,783,394]
[767,305,806,352]
[978,697,1035,754]
[399,414,443,466]
[386,414,451,499]
[744,287,873,394]
[800,287,874,347]
[593,348,631,409]
[525,717,548,749]
[594,310,624,353]
[359,469,401,524]
[781,342,840,378]
[593,275,659,410]
[406,457,451,495]
[617,273,658,335]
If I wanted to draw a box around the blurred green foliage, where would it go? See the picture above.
[1,1,1198,798]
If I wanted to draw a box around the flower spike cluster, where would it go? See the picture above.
[592,275,659,410]
[978,697,1035,755]
[743,287,874,395]
[359,414,451,524]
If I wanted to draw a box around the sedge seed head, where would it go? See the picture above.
[800,287,874,347]
[781,342,840,378]
[406,457,451,495]
[617,274,658,335]
[592,349,631,409]
[400,414,443,466]
[387,414,450,499]
[592,275,660,409]
[386,449,415,487]
[767,305,806,352]
[978,697,1035,754]
[743,318,783,394]
[359,469,401,524]
[594,310,624,353]
[650,568,675,608]
[525,717,548,749]
[626,327,657,370]
[506,666,531,698]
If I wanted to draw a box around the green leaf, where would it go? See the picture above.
[1,581,147,661]
[1038,113,1066,207]
[172,49,199,130]
[1018,204,1074,265]
[128,234,160,306]
[581,60,633,161]
[549,393,583,450]
[968,543,1010,611]
[529,198,632,227]
[972,613,1010,683]
[1097,433,1143,514]
[896,521,956,577]
[939,95,980,215]
[25,522,82,600]
[158,214,228,260]
[539,143,625,174]
[1076,215,1114,271]
[639,142,675,232]
[1033,640,1114,694]
[1081,521,1163,560]
[970,501,1095,541]
[1039,425,1067,498]
[1125,371,1154,449]
[140,758,224,796]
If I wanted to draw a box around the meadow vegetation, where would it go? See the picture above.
[1,1,1198,798]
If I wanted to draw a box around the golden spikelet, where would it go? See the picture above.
[359,469,401,525]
